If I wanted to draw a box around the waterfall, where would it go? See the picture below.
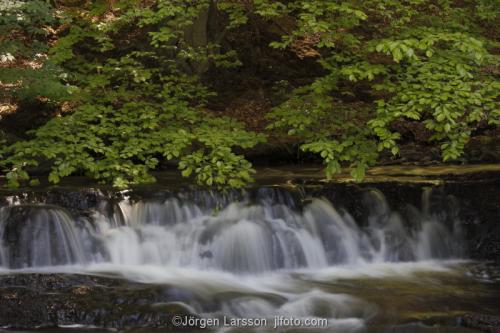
[0,186,469,331]
[0,187,464,271]
[0,205,93,268]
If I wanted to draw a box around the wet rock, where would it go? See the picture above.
[44,189,102,211]
[466,262,500,282]
[444,180,500,263]
[0,189,105,212]
[460,313,500,333]
[311,177,500,263]
[0,274,193,330]
[464,136,500,163]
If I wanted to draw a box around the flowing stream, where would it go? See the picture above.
[0,186,499,332]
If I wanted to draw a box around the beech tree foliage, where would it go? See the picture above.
[1,0,265,188]
[257,0,499,179]
[0,0,498,187]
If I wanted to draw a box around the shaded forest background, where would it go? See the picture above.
[0,0,498,188]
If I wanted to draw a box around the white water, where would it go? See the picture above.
[0,188,467,331]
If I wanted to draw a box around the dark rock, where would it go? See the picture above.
[0,189,106,213]
[460,313,500,333]
[0,274,194,330]
[464,136,500,163]
[44,189,102,211]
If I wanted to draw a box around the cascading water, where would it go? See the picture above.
[0,205,93,268]
[86,190,462,272]
[0,187,468,331]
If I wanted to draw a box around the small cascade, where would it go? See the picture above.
[0,187,464,271]
[0,186,471,330]
[0,205,92,268]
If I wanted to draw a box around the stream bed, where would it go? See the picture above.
[0,167,499,332]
